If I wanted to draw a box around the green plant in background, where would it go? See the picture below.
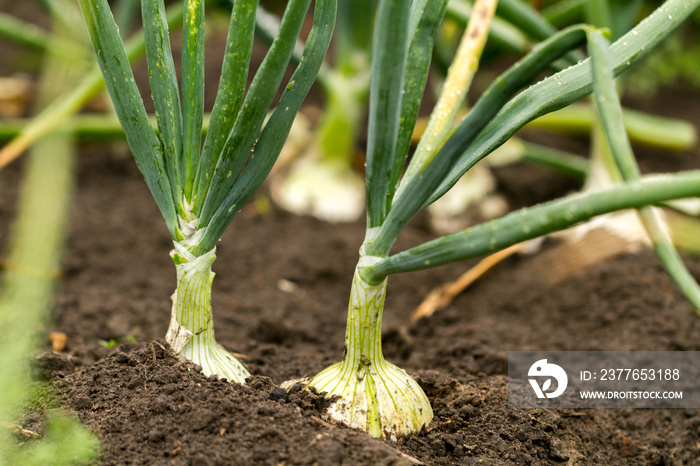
[0,1,98,462]
[98,335,137,349]
[0,0,189,169]
[626,32,700,95]
[254,0,374,222]
[78,0,335,382]
[443,0,697,162]
[295,0,700,438]
[413,0,700,310]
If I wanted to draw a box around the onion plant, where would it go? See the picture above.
[302,0,700,438]
[78,0,335,382]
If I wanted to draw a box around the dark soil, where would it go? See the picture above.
[4,2,700,464]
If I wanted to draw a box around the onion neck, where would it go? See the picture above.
[308,266,433,438]
[343,267,387,372]
[166,239,249,383]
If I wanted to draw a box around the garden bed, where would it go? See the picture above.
[2,137,698,464]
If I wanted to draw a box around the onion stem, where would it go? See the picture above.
[167,240,249,382]
[308,266,432,439]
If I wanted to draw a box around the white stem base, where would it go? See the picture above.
[273,157,365,223]
[309,356,433,439]
[165,243,250,384]
[307,268,432,439]
[177,338,250,383]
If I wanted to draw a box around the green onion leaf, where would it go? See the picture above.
[78,0,178,236]
[197,0,312,224]
[409,0,429,37]
[388,0,448,208]
[195,0,257,207]
[588,28,700,310]
[196,0,336,254]
[181,0,206,198]
[142,0,183,212]
[542,0,586,27]
[497,0,558,41]
[365,171,700,283]
[365,0,412,228]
